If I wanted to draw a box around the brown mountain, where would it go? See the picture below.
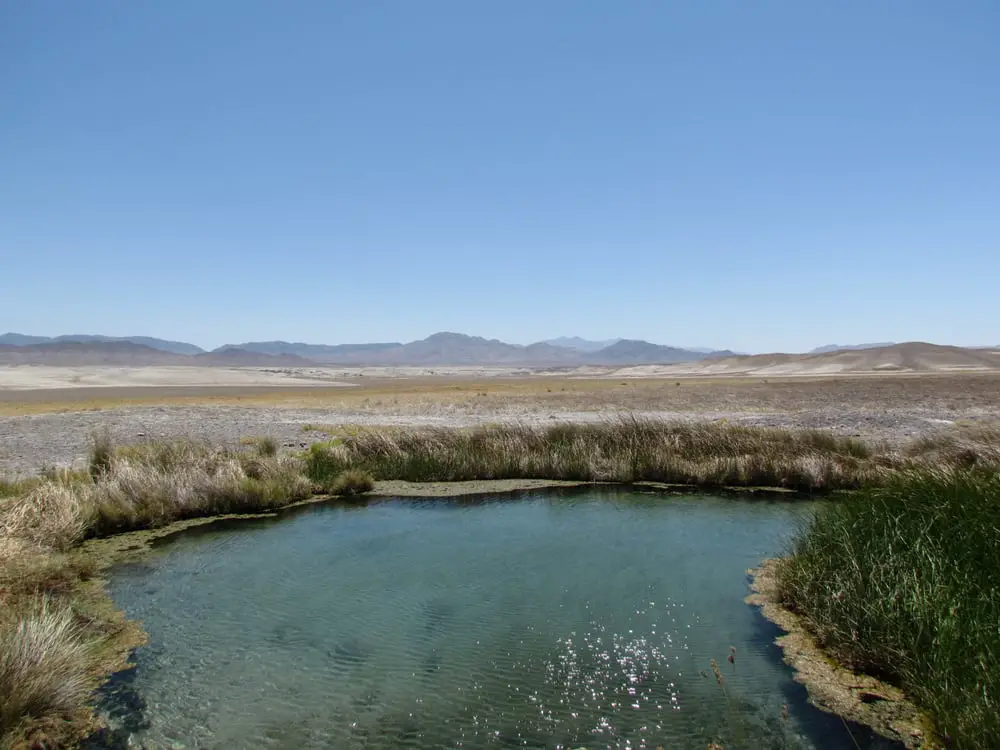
[588,339,730,364]
[0,341,186,366]
[657,342,1000,375]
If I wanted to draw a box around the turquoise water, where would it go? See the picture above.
[96,489,893,749]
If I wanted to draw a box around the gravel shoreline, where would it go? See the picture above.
[3,402,996,476]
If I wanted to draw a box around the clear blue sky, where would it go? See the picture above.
[2,1,998,352]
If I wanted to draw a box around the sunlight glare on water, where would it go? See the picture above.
[96,490,891,750]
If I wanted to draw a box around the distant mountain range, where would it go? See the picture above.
[0,340,311,367]
[1,332,994,369]
[0,333,204,355]
[0,331,734,366]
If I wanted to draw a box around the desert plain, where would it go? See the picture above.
[2,348,999,477]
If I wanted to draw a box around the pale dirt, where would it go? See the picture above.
[0,365,550,390]
[0,365,354,390]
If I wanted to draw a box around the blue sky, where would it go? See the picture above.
[2,1,997,352]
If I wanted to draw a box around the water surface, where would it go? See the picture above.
[99,489,889,749]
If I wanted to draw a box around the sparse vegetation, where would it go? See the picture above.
[777,470,1000,749]
[300,423,337,433]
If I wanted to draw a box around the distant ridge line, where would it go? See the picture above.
[1,332,996,370]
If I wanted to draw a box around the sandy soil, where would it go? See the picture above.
[2,370,998,476]
[0,365,357,390]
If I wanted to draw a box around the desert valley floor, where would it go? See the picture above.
[2,363,998,476]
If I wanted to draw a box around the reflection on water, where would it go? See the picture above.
[96,489,893,749]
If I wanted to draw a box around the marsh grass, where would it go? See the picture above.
[303,418,905,491]
[85,441,312,536]
[776,470,1000,749]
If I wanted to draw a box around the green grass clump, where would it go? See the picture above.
[328,469,376,498]
[776,470,1000,749]
[305,442,349,485]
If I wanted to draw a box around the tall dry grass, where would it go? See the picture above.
[87,443,312,536]
[0,599,92,746]
[1,483,90,551]
[306,418,910,491]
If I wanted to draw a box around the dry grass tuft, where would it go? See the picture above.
[0,599,91,745]
[87,428,114,479]
[0,483,91,551]
[328,469,376,497]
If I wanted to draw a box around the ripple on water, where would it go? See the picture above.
[96,491,894,749]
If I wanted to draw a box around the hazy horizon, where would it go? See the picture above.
[6,329,998,357]
[3,2,998,352]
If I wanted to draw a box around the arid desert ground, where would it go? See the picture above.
[2,364,999,476]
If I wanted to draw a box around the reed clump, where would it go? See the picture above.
[776,470,1000,749]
